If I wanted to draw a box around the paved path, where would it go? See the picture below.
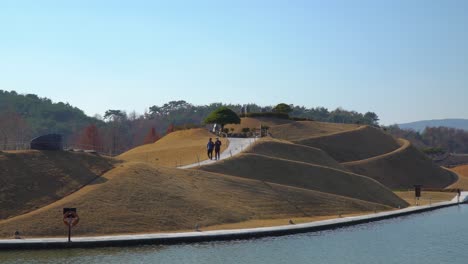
[179,137,257,169]
[1,192,466,249]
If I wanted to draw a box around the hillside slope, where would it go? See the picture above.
[344,140,457,189]
[0,162,390,238]
[198,153,407,208]
[245,138,346,170]
[118,128,227,167]
[0,150,115,220]
[295,126,400,162]
[269,121,359,142]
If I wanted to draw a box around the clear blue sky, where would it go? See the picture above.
[1,0,467,124]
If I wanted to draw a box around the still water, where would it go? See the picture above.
[1,205,467,264]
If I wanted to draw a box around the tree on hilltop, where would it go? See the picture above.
[364,112,379,126]
[272,103,292,114]
[204,107,240,130]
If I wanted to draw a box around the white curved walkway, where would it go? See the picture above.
[179,137,257,169]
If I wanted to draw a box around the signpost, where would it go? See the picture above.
[414,185,422,206]
[63,208,79,242]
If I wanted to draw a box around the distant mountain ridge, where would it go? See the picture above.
[398,119,468,132]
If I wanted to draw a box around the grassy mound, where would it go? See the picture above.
[269,121,359,142]
[246,138,346,170]
[118,128,227,167]
[344,140,457,189]
[295,126,400,162]
[198,153,407,208]
[0,162,391,238]
[0,150,115,220]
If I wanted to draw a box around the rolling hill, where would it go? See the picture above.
[118,128,228,167]
[245,138,346,170]
[268,121,359,142]
[0,162,390,237]
[343,139,457,189]
[0,150,115,220]
[0,116,458,238]
[198,153,407,208]
[294,126,400,162]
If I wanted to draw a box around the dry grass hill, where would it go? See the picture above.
[344,139,457,189]
[0,116,458,238]
[0,150,115,220]
[294,126,401,162]
[0,162,390,237]
[269,121,359,142]
[198,153,407,208]
[118,128,227,167]
[245,138,346,170]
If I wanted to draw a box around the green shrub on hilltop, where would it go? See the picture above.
[204,107,241,130]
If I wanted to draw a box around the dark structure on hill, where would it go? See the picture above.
[30,134,63,150]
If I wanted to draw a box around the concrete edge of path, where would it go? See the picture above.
[1,193,467,250]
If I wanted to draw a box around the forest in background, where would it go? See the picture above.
[3,89,466,156]
[386,125,468,154]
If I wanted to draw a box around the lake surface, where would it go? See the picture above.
[1,205,468,264]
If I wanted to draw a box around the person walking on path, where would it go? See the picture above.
[214,137,222,160]
[207,138,214,160]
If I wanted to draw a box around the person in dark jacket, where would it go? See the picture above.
[207,138,214,160]
[214,137,222,160]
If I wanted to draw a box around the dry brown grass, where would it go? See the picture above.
[198,153,408,208]
[342,138,410,165]
[447,165,468,189]
[0,150,115,220]
[245,138,347,170]
[118,128,227,167]
[295,126,401,162]
[0,162,391,238]
[344,141,457,189]
[394,191,455,206]
[269,121,359,142]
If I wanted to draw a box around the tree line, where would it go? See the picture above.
[0,90,381,155]
[386,125,468,154]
